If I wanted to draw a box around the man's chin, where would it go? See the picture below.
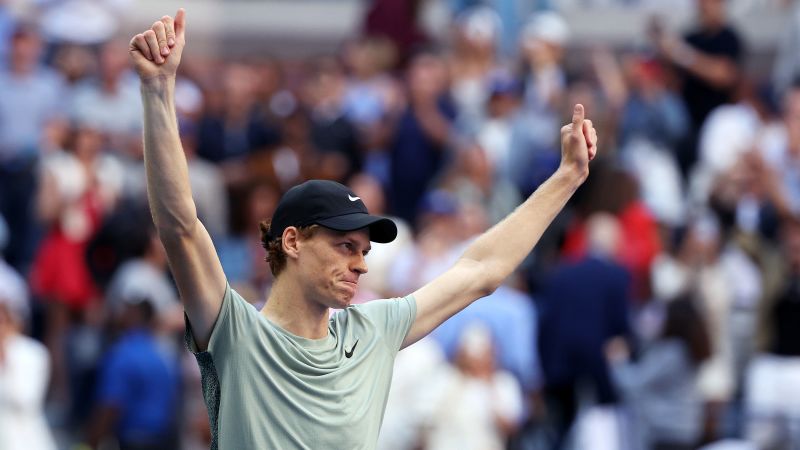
[326,293,353,310]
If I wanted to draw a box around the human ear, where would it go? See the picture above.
[282,227,301,260]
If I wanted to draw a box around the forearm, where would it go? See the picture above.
[592,50,628,111]
[141,76,197,233]
[461,167,584,289]
[670,43,738,89]
[35,173,62,224]
[414,102,451,146]
[405,105,594,347]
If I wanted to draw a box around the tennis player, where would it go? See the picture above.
[129,9,597,449]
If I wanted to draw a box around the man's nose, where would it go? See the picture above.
[352,254,368,275]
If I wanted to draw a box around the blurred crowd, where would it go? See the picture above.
[1,0,800,449]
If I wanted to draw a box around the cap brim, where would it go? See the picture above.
[316,213,397,243]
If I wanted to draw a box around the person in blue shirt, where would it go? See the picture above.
[537,213,632,450]
[431,283,541,393]
[87,294,180,450]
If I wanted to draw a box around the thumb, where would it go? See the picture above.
[572,104,584,134]
[175,8,186,39]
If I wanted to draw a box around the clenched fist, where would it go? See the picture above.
[129,9,186,81]
[560,104,598,180]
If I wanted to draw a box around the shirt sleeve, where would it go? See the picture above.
[353,295,417,352]
[184,282,259,357]
[610,340,687,398]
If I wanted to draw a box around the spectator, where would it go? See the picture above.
[51,43,97,87]
[758,80,800,219]
[105,217,182,334]
[745,218,800,448]
[537,213,632,450]
[29,123,123,412]
[388,190,465,295]
[561,165,662,301]
[195,63,280,168]
[474,70,527,181]
[509,11,569,195]
[441,142,521,226]
[519,11,569,116]
[341,36,402,184]
[30,124,123,311]
[608,295,711,450]
[431,277,541,394]
[594,50,689,153]
[0,23,66,272]
[362,0,429,67]
[69,39,142,155]
[650,213,745,439]
[0,257,57,450]
[650,0,744,176]
[304,57,364,182]
[424,323,524,450]
[696,79,775,179]
[448,5,503,131]
[388,49,456,224]
[0,23,65,156]
[86,294,180,450]
[217,180,279,301]
[341,36,401,130]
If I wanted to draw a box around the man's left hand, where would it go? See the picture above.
[559,103,598,180]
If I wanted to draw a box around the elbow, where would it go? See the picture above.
[155,216,199,241]
[459,258,504,298]
[151,202,199,239]
[476,283,499,299]
[710,65,739,90]
[476,270,504,298]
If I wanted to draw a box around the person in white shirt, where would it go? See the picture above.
[0,258,57,450]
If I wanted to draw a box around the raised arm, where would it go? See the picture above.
[129,9,226,349]
[402,104,597,348]
[650,20,740,90]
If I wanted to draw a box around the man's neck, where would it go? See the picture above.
[261,275,330,339]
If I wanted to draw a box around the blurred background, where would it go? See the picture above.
[1,0,800,449]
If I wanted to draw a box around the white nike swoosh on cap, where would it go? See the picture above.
[348,195,361,202]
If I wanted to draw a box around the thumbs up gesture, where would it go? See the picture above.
[128,8,187,81]
[559,104,598,180]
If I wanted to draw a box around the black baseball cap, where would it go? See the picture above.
[268,180,397,243]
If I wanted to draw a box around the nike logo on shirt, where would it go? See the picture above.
[348,195,361,202]
[344,340,359,358]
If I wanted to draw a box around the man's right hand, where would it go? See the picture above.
[129,9,186,81]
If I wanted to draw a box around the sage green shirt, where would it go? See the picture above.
[185,283,417,449]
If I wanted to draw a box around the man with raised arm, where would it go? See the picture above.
[130,9,597,449]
